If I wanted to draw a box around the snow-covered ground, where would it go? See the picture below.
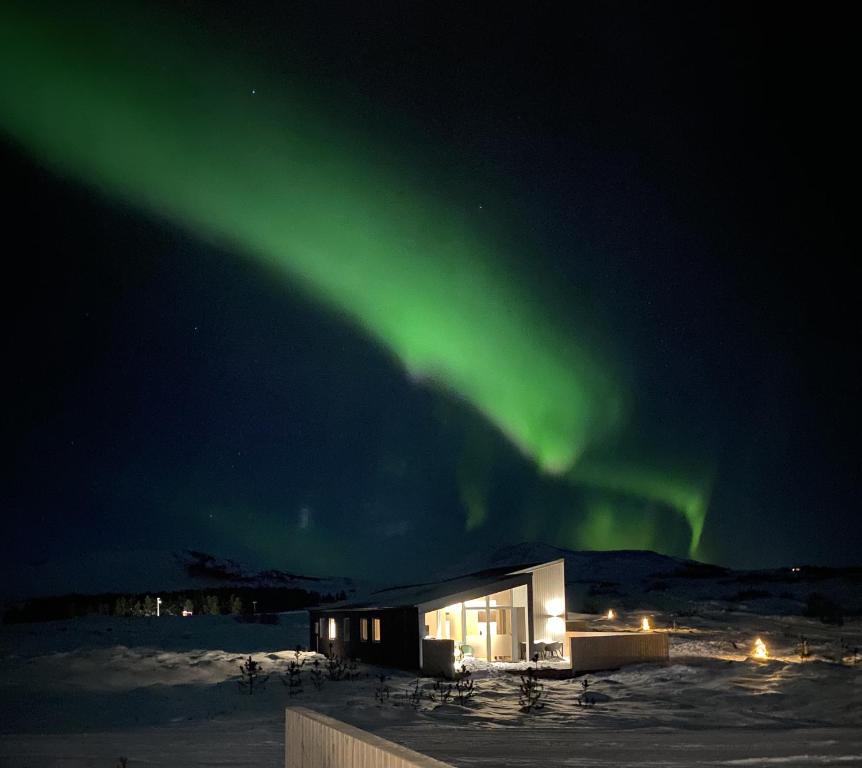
[1,607,860,767]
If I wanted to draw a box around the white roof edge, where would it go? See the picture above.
[505,558,565,575]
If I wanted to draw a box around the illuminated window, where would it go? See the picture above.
[360,617,368,642]
[343,617,350,639]
[372,617,382,642]
[328,617,337,640]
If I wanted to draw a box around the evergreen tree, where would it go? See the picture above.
[518,666,544,712]
[238,656,269,695]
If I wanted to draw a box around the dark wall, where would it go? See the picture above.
[308,607,420,670]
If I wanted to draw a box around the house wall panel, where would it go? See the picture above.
[530,560,566,651]
[308,607,420,669]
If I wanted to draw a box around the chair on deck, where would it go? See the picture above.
[533,641,547,660]
[457,644,474,661]
[545,641,564,659]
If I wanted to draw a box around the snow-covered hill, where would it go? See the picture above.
[1,548,357,601]
[441,542,862,618]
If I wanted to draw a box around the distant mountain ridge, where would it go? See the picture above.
[0,548,357,601]
[437,542,860,617]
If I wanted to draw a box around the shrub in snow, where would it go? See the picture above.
[518,666,544,713]
[326,654,346,681]
[453,665,475,706]
[283,659,303,696]
[797,636,811,663]
[430,678,452,704]
[576,677,596,707]
[237,656,269,695]
[403,679,423,709]
[309,659,325,691]
[345,658,361,681]
[374,673,390,704]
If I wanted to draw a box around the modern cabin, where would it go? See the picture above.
[308,559,567,676]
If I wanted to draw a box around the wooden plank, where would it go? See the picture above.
[569,631,669,672]
[285,706,455,768]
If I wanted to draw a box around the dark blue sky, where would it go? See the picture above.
[3,1,858,589]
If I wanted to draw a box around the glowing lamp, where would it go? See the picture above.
[607,609,615,620]
[547,616,566,635]
[641,617,651,632]
[753,637,768,659]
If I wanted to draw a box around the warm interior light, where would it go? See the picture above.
[753,637,768,659]
[641,617,651,631]
[607,609,615,619]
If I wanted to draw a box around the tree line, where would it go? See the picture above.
[2,586,348,623]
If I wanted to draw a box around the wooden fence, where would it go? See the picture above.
[569,631,669,672]
[285,706,454,768]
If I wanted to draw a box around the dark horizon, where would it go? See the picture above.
[3,1,859,590]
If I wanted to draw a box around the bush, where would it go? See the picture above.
[576,677,596,707]
[518,666,544,712]
[238,656,269,695]
[430,678,452,704]
[309,659,324,691]
[453,665,475,706]
[374,673,390,704]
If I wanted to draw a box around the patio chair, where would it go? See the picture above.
[545,641,563,659]
[533,641,547,660]
[458,644,474,660]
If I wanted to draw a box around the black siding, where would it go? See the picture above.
[307,606,420,670]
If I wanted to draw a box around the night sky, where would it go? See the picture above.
[2,1,858,588]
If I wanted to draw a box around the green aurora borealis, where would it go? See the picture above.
[0,2,711,556]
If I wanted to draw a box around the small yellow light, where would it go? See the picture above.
[607,609,615,620]
[753,637,768,659]
[641,617,651,631]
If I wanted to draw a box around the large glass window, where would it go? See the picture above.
[360,617,368,641]
[423,588,517,661]
[328,617,337,640]
[372,617,382,642]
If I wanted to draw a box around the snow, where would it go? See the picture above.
[1,605,860,767]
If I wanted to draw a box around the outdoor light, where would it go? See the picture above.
[545,598,565,617]
[753,637,768,659]
[607,609,616,619]
[156,597,162,617]
[641,617,651,631]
